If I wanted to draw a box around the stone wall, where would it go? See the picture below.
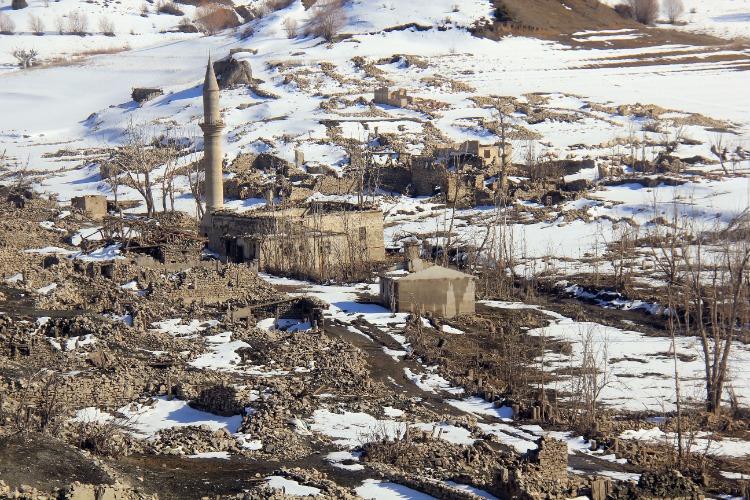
[411,157,447,197]
[527,436,568,480]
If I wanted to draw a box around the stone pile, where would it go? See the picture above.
[144,425,243,457]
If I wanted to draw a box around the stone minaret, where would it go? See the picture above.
[200,57,224,214]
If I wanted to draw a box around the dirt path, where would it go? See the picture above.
[326,319,466,418]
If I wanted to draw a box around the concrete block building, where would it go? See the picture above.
[380,265,475,318]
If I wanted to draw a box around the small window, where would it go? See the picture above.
[484,150,491,158]
[359,227,367,241]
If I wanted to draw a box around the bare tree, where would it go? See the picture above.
[303,0,346,41]
[28,13,45,35]
[570,325,613,430]
[710,134,730,176]
[107,118,166,217]
[629,0,659,24]
[157,133,181,213]
[10,47,38,68]
[663,0,684,24]
[650,202,750,415]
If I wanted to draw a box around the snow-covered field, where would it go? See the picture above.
[598,0,750,40]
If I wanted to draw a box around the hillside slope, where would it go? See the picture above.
[476,0,730,46]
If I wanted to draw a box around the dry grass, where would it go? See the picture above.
[70,45,131,57]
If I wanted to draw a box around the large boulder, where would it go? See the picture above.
[213,56,253,89]
[12,0,28,9]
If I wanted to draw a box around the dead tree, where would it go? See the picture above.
[11,47,38,69]
[650,202,750,415]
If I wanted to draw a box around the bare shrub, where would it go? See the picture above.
[194,3,240,35]
[303,0,346,41]
[11,47,38,68]
[98,16,115,36]
[628,0,659,24]
[613,3,633,19]
[663,0,684,23]
[28,13,45,34]
[282,16,298,38]
[239,24,254,39]
[53,14,65,34]
[69,415,133,458]
[157,0,184,16]
[140,2,150,17]
[66,10,89,35]
[0,12,16,34]
[256,0,294,17]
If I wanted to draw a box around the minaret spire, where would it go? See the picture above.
[200,56,225,214]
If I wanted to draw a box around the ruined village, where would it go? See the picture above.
[1,0,750,499]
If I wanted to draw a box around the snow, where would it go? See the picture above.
[5,273,23,284]
[443,482,499,500]
[445,396,514,420]
[383,406,404,418]
[308,409,477,448]
[186,451,230,459]
[403,367,464,395]
[597,0,750,40]
[74,397,243,440]
[265,476,320,496]
[483,301,750,412]
[326,450,365,471]
[36,282,57,295]
[356,479,437,500]
[150,318,219,337]
[620,427,750,458]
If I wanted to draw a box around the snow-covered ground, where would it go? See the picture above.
[598,0,750,40]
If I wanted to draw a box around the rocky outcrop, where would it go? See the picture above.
[213,57,253,89]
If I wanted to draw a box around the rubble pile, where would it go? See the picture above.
[144,425,243,457]
[609,470,704,499]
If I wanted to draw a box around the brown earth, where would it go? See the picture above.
[475,0,736,49]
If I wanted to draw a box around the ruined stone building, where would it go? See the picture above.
[374,87,413,108]
[411,140,512,206]
[71,194,107,219]
[204,200,384,282]
[197,58,385,281]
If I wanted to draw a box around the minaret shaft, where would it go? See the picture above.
[201,58,224,214]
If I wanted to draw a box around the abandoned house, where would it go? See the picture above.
[374,87,413,108]
[380,241,475,318]
[410,140,513,205]
[380,265,476,318]
[204,200,385,282]
[71,194,108,219]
